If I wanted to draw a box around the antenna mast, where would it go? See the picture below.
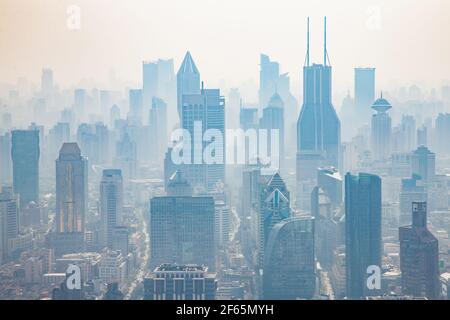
[305,17,310,67]
[324,16,327,66]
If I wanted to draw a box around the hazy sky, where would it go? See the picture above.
[1,0,450,99]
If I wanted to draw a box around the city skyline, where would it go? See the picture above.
[2,0,450,102]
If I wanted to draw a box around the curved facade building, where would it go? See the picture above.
[263,217,315,299]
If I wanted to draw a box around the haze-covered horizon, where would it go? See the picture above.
[1,0,450,102]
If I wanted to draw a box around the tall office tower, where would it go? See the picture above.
[240,106,258,130]
[297,18,341,209]
[258,173,290,267]
[263,217,315,299]
[180,88,225,192]
[166,170,192,197]
[144,264,217,300]
[239,106,259,165]
[149,97,168,165]
[354,68,375,123]
[435,113,450,156]
[100,169,123,248]
[259,54,280,109]
[48,122,71,162]
[74,89,86,119]
[399,175,427,226]
[128,89,143,124]
[177,51,200,118]
[0,133,12,186]
[110,104,120,128]
[53,143,87,254]
[399,202,440,299]
[317,166,342,207]
[94,123,110,165]
[0,186,19,264]
[345,173,382,299]
[11,130,40,208]
[41,68,53,97]
[399,115,416,153]
[411,145,435,184]
[259,93,284,171]
[370,94,392,161]
[150,195,215,271]
[114,132,137,183]
[417,126,427,147]
[142,61,158,110]
[100,90,111,120]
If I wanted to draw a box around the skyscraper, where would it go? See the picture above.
[263,217,315,299]
[0,186,19,264]
[370,94,392,161]
[0,133,12,186]
[100,169,123,248]
[345,173,382,299]
[128,89,143,124]
[142,61,158,110]
[399,175,427,226]
[11,130,40,208]
[259,54,280,109]
[180,88,225,192]
[258,173,290,266]
[411,145,435,184]
[354,68,375,122]
[177,51,200,118]
[55,143,87,233]
[52,143,87,255]
[150,191,215,271]
[297,18,340,209]
[149,97,168,165]
[399,202,440,299]
[259,93,284,171]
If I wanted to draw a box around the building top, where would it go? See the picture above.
[155,263,207,272]
[178,51,199,75]
[371,93,392,113]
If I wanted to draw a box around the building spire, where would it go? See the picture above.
[305,17,310,67]
[324,16,327,66]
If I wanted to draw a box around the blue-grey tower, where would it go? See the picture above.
[345,172,382,299]
[296,17,341,209]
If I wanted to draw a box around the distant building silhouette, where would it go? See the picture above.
[400,202,440,299]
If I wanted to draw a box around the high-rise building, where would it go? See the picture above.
[142,61,158,110]
[0,186,19,263]
[263,217,315,299]
[411,145,435,184]
[259,54,280,109]
[259,93,284,171]
[150,193,215,270]
[11,129,40,208]
[399,202,440,299]
[399,175,427,226]
[149,97,168,165]
[258,173,290,267]
[180,88,225,192]
[177,51,200,118]
[100,169,123,248]
[354,68,375,122]
[74,89,86,119]
[297,18,340,209]
[128,89,143,124]
[144,264,217,300]
[0,133,12,186]
[345,173,382,299]
[51,143,87,255]
[370,94,392,161]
